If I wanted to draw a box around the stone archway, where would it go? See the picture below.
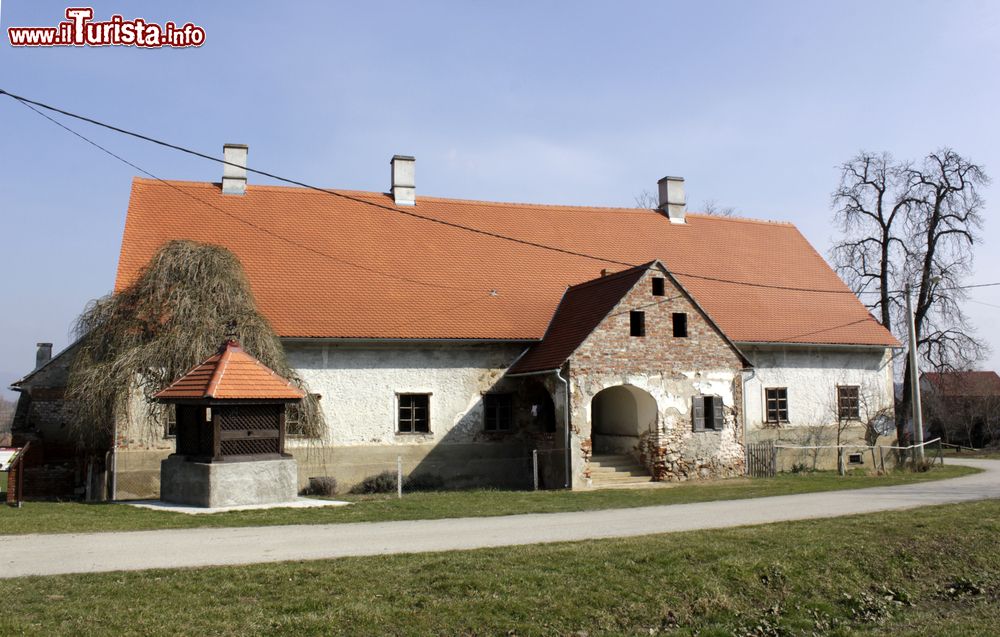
[591,385,658,456]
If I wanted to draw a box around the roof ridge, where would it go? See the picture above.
[204,345,233,398]
[130,177,795,225]
[567,262,654,290]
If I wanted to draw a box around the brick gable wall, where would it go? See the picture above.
[568,266,747,484]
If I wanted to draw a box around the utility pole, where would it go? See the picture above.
[905,283,925,461]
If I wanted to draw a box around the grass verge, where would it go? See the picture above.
[0,464,978,536]
[1,499,998,635]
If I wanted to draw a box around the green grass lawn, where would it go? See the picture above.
[1,499,997,636]
[0,464,977,536]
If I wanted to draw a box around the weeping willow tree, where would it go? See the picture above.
[67,240,324,451]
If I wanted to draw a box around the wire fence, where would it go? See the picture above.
[766,437,946,474]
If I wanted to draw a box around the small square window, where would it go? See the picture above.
[162,405,177,438]
[837,386,860,420]
[630,311,646,337]
[765,388,788,423]
[483,394,513,432]
[285,394,321,437]
[652,277,666,296]
[693,395,724,431]
[398,394,430,433]
[848,452,864,465]
[672,313,688,337]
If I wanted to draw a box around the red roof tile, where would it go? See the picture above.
[923,371,1000,397]
[155,340,306,401]
[509,264,650,374]
[116,179,899,347]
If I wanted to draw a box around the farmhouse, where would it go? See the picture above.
[10,149,899,498]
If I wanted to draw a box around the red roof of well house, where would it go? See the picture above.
[923,371,1000,397]
[155,340,306,401]
[116,178,899,347]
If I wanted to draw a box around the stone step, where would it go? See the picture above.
[591,474,653,485]
[589,464,649,477]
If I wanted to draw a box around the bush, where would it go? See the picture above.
[404,472,445,492]
[306,476,338,497]
[350,471,398,494]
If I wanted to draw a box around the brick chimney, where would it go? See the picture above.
[222,144,248,195]
[657,176,685,224]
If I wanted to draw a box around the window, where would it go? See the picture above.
[630,310,646,337]
[483,394,513,432]
[672,312,688,337]
[693,395,724,431]
[285,394,321,437]
[652,277,666,296]
[837,386,860,420]
[398,394,430,433]
[765,388,788,423]
[162,404,177,438]
[848,452,864,465]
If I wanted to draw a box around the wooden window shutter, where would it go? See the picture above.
[692,396,705,431]
[712,397,724,430]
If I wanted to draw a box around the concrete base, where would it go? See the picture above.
[160,456,299,508]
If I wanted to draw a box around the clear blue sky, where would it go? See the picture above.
[2,1,999,399]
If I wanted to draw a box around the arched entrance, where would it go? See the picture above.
[591,385,658,455]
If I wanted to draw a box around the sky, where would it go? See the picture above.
[1,1,999,400]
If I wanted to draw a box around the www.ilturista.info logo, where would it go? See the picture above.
[7,7,206,48]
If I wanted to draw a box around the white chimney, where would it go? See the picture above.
[657,176,686,224]
[35,342,53,369]
[390,155,415,206]
[222,144,248,195]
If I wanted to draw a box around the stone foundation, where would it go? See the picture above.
[160,455,298,507]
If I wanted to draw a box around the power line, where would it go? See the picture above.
[1,88,886,296]
[9,96,484,294]
[13,89,997,300]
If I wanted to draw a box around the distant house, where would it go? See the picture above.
[10,149,899,498]
[922,371,1000,449]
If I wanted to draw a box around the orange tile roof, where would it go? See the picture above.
[116,178,899,347]
[509,264,650,374]
[155,340,306,401]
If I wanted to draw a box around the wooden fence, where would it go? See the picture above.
[746,440,776,478]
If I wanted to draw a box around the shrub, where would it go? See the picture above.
[350,471,398,494]
[306,476,338,497]
[404,473,445,492]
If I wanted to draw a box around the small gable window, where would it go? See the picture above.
[630,311,646,337]
[672,313,688,337]
[693,395,724,431]
[652,277,666,296]
[483,393,513,432]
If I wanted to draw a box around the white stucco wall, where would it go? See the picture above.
[742,345,896,435]
[284,341,527,446]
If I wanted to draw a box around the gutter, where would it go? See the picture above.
[735,341,903,351]
[740,366,756,474]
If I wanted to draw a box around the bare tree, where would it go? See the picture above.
[830,152,914,331]
[633,190,736,216]
[831,149,990,446]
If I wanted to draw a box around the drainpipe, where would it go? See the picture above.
[553,367,571,489]
[741,366,756,474]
